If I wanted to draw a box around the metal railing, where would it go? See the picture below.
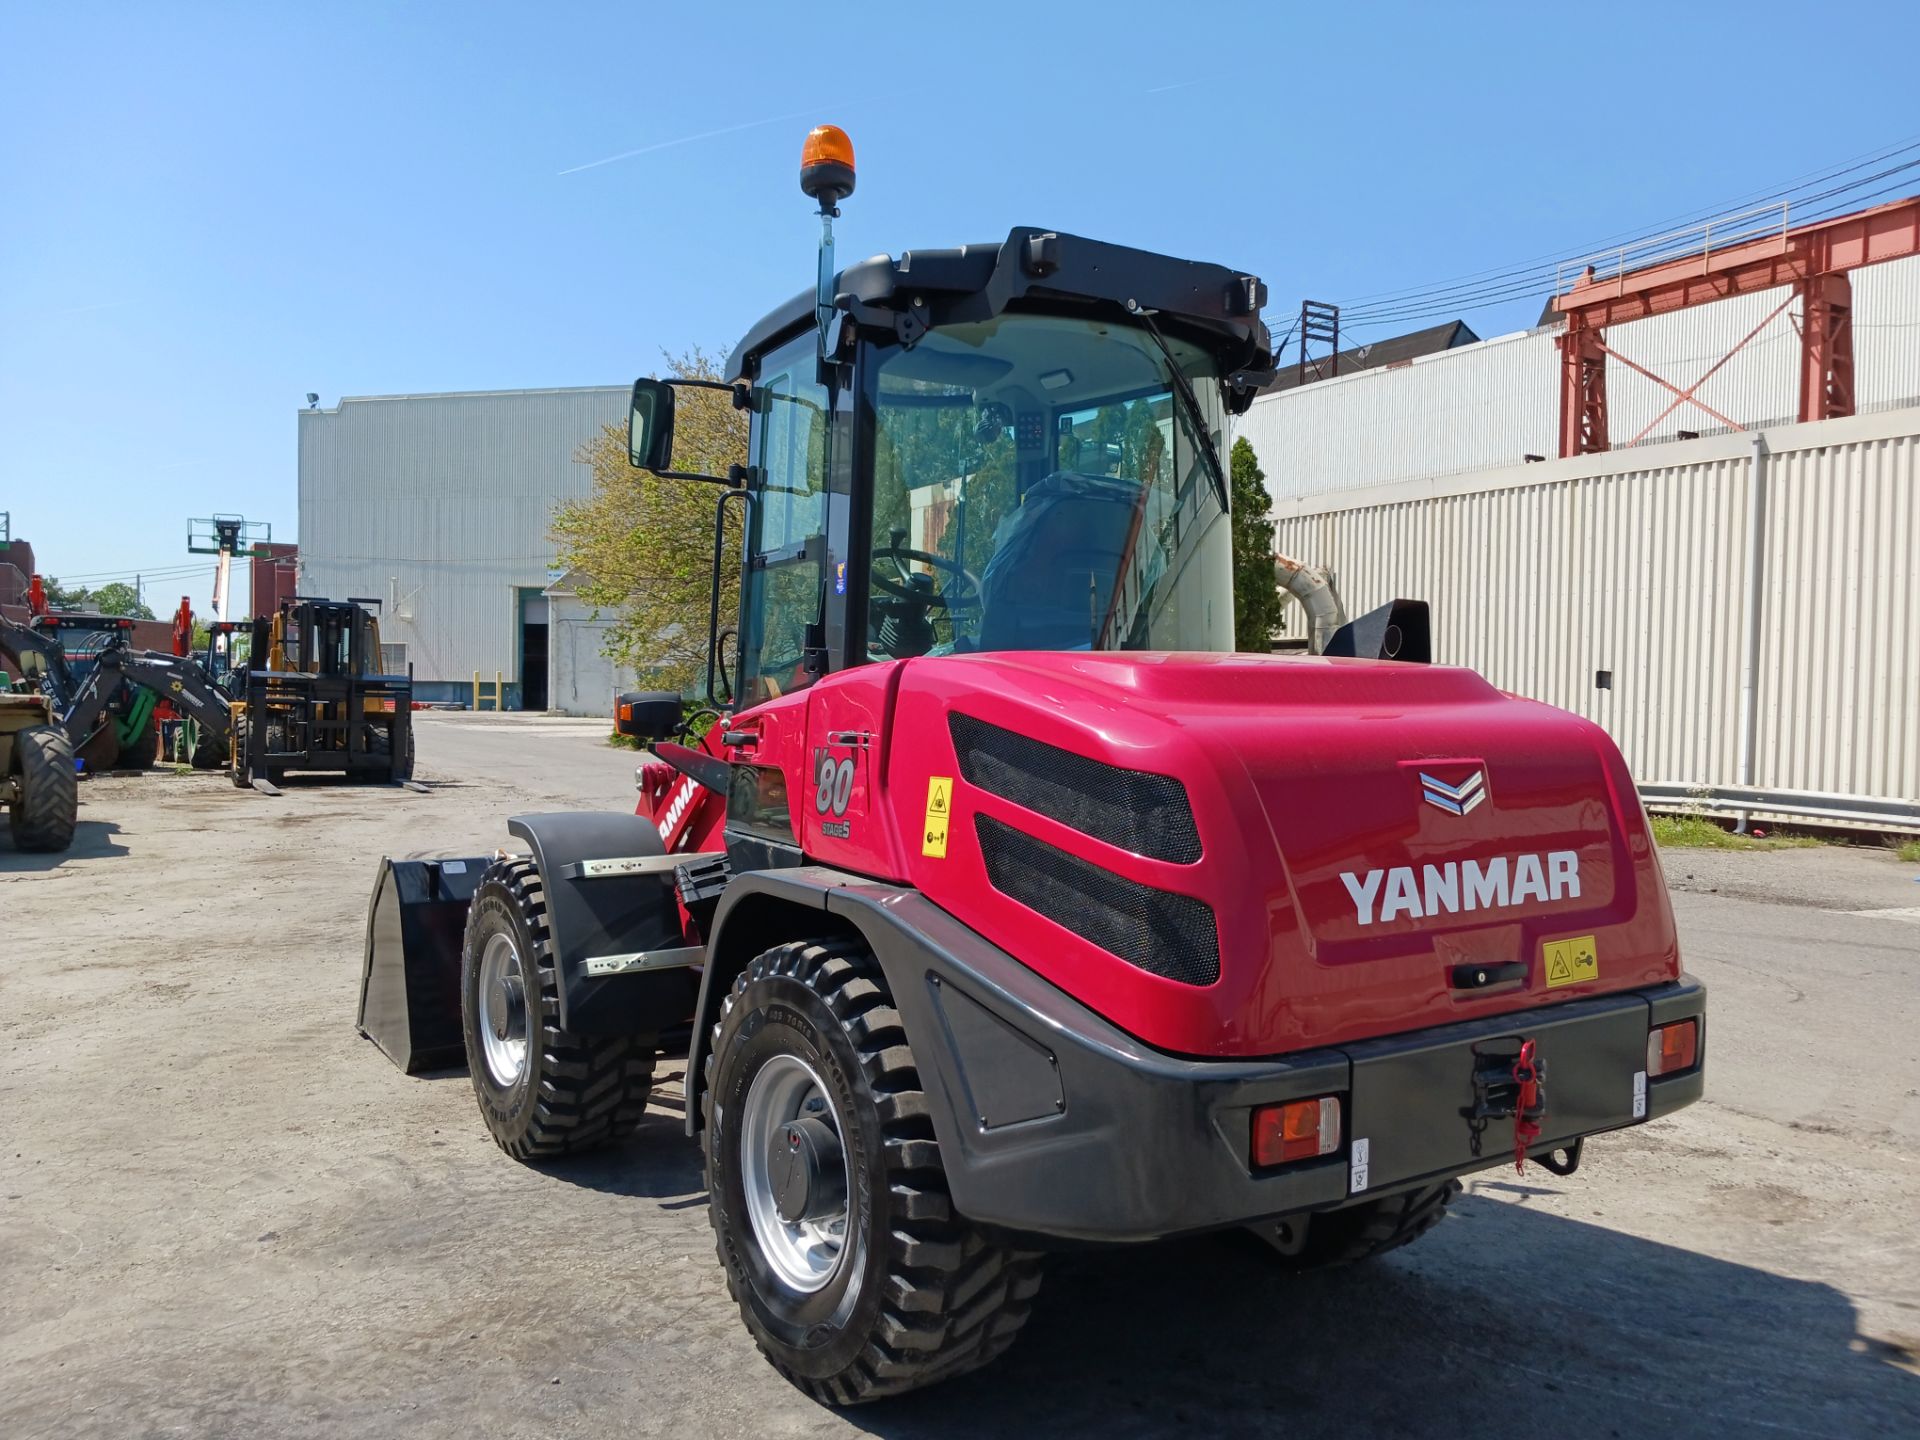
[1555,201,1793,297]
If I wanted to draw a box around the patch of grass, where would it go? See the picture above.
[1897,838,1920,865]
[1649,814,1821,851]
[607,730,642,750]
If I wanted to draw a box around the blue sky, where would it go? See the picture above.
[5,1,1919,614]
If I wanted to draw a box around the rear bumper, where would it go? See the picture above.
[832,884,1704,1244]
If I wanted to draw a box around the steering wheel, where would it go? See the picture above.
[871,530,982,614]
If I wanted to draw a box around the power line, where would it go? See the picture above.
[1322,147,1920,337]
[1337,134,1920,312]
[1334,167,1920,338]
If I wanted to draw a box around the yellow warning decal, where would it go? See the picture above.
[922,775,953,858]
[1543,934,1599,988]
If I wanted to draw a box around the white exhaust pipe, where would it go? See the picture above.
[1274,553,1347,654]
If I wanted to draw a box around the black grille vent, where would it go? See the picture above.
[949,712,1201,863]
[976,816,1219,986]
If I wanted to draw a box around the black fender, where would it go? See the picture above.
[691,867,1093,1224]
[505,812,702,1038]
[690,867,1363,1244]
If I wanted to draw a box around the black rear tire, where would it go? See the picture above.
[705,939,1044,1405]
[460,857,657,1159]
[1246,1180,1460,1269]
[9,725,77,851]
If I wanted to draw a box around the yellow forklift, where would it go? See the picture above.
[229,596,415,791]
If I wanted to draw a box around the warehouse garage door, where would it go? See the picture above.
[518,587,548,712]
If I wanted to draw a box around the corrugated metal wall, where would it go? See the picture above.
[1271,406,1920,828]
[1235,328,1559,501]
[1240,253,1920,500]
[297,386,628,684]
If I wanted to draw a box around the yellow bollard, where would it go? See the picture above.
[472,670,480,711]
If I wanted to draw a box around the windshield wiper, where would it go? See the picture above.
[1125,299,1230,516]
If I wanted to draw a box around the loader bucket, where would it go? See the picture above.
[358,855,489,1072]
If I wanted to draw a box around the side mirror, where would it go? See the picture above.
[628,379,676,471]
[615,690,683,743]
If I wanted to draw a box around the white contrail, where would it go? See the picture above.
[1144,80,1197,94]
[558,105,831,176]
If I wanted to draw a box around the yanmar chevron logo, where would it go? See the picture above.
[1420,769,1487,816]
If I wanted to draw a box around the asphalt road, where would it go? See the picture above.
[2,714,1915,1439]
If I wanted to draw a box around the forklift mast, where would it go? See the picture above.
[255,596,389,678]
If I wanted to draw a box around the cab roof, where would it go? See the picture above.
[725,227,1273,387]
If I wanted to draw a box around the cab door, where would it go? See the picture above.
[725,329,848,872]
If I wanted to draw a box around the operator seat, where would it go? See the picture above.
[974,471,1151,652]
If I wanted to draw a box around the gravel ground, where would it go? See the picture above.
[2,714,1915,1439]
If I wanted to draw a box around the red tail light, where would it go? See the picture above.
[1647,1020,1698,1077]
[1251,1097,1341,1168]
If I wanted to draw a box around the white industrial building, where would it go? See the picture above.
[1240,232,1920,832]
[297,385,634,713]
[1238,257,1920,500]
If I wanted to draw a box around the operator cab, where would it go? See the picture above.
[630,128,1273,710]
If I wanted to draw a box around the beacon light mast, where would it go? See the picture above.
[802,123,856,362]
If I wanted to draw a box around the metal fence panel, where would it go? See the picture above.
[1271,407,1920,829]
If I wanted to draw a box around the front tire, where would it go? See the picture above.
[460,857,657,1159]
[705,939,1044,1405]
[10,725,77,851]
[186,719,227,770]
[229,715,252,788]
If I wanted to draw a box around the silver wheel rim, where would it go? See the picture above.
[740,1054,851,1293]
[476,931,529,1088]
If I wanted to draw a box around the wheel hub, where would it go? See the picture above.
[476,932,529,1088]
[768,1115,847,1224]
[740,1055,852,1293]
[487,974,524,1041]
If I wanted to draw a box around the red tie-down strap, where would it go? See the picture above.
[1511,1039,1542,1173]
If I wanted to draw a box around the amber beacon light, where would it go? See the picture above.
[800,124,856,210]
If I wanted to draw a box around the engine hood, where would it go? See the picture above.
[883,650,1680,1057]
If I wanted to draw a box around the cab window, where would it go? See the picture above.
[739,333,832,702]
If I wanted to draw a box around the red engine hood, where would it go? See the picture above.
[884,650,1680,1057]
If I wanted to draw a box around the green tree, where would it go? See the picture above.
[39,576,92,608]
[550,348,749,693]
[1230,437,1280,651]
[89,581,154,620]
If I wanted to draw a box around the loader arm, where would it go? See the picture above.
[60,644,232,751]
[0,611,78,701]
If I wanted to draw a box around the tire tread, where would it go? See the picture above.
[707,939,1045,1404]
[9,725,77,851]
[464,857,656,1160]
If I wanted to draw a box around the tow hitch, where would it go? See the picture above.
[1462,1037,1549,1172]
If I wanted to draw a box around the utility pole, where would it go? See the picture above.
[1297,301,1341,387]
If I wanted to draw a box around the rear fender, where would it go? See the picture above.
[505,812,702,1038]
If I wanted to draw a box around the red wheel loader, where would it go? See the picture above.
[359,125,1704,1405]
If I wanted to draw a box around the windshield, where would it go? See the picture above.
[864,310,1233,660]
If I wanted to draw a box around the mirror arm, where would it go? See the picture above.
[653,461,751,488]
[667,377,752,410]
[706,487,752,709]
[654,467,735,486]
